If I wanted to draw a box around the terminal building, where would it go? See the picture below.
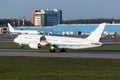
[30,9,62,26]
[53,24,120,35]
[0,27,7,34]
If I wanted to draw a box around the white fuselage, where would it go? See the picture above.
[11,30,39,35]
[14,34,102,49]
[7,23,39,35]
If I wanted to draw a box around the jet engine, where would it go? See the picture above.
[29,36,48,49]
[40,35,48,46]
[29,42,41,49]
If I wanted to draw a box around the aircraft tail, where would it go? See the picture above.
[86,23,106,42]
[7,23,15,32]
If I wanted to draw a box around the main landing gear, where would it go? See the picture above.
[50,49,56,52]
[60,48,66,52]
[20,44,23,49]
[49,46,66,53]
[49,46,56,52]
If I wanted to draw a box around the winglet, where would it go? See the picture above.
[86,23,106,42]
[7,23,14,32]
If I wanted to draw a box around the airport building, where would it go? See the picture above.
[53,24,120,35]
[30,9,62,26]
[0,27,7,34]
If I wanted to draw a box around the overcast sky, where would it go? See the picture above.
[0,0,120,20]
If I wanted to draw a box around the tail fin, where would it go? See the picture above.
[7,23,14,32]
[86,23,106,42]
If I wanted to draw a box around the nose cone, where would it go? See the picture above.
[14,38,18,43]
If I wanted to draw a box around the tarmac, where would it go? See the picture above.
[0,49,120,59]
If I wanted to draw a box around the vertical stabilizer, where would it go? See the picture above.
[86,23,106,42]
[7,23,14,32]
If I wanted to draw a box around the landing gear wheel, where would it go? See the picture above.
[50,49,56,53]
[60,48,66,52]
[38,43,41,49]
[20,44,23,49]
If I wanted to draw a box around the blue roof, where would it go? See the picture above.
[15,24,120,35]
[53,24,120,35]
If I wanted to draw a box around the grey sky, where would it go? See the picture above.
[0,0,120,20]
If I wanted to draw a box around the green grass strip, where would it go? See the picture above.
[0,57,120,80]
[0,42,120,50]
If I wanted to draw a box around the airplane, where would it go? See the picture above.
[7,23,39,34]
[14,23,106,52]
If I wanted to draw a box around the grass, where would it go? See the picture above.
[0,57,120,80]
[86,44,120,50]
[0,42,29,49]
[0,42,120,50]
[0,42,50,50]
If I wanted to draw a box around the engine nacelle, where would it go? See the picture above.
[40,36,48,46]
[29,42,41,49]
[29,36,48,49]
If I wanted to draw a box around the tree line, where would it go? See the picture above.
[0,18,120,27]
[0,18,31,27]
[62,18,120,24]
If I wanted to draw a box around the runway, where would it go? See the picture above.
[0,49,120,59]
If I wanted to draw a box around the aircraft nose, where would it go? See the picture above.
[14,38,18,43]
